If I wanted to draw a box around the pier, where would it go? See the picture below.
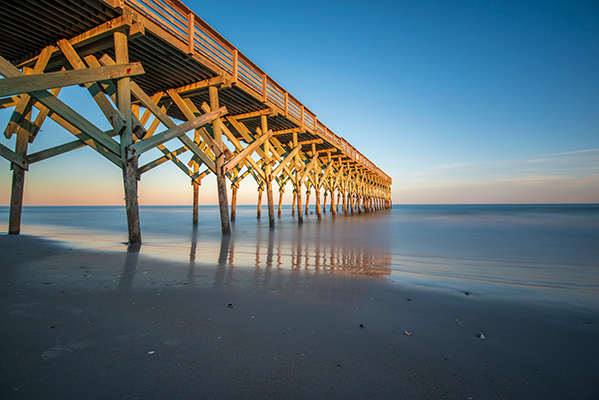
[0,0,392,244]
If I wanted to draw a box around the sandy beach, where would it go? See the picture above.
[1,232,597,399]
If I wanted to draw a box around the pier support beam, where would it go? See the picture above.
[278,189,284,217]
[115,31,141,245]
[257,188,263,219]
[210,86,231,234]
[8,127,29,234]
[262,115,275,228]
[231,184,238,222]
[192,182,199,225]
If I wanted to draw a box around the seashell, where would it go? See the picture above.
[404,331,412,336]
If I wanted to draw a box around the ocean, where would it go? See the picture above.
[1,204,598,311]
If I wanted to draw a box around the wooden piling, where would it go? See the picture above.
[210,86,231,234]
[262,115,275,228]
[278,190,283,217]
[297,186,303,223]
[291,191,296,216]
[192,182,199,225]
[115,31,141,245]
[231,184,237,222]
[315,186,321,219]
[8,127,29,234]
[257,188,263,219]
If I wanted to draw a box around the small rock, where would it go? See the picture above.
[148,351,155,354]
[464,292,471,296]
[477,333,486,339]
[226,303,234,308]
[359,324,364,328]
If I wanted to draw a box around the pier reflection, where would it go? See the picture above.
[196,227,392,283]
[117,219,391,292]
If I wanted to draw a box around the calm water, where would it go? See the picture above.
[1,204,598,309]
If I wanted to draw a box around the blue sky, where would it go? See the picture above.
[0,0,597,205]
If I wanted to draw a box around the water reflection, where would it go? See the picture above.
[116,244,140,291]
[191,225,392,281]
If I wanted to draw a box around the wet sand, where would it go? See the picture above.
[1,234,598,399]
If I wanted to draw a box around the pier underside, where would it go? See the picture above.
[0,0,392,243]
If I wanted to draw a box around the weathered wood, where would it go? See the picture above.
[114,31,141,245]
[278,189,284,217]
[8,127,30,234]
[222,129,273,175]
[0,63,145,97]
[210,86,231,235]
[315,186,321,219]
[231,184,238,222]
[262,115,275,228]
[128,107,226,160]
[0,55,122,157]
[0,142,28,170]
[231,108,274,121]
[271,146,300,178]
[174,94,223,157]
[27,129,118,164]
[192,182,199,225]
[137,145,188,175]
[257,188,263,219]
[5,46,53,139]
[17,12,138,69]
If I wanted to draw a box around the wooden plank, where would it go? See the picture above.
[0,56,122,157]
[187,12,195,54]
[128,106,227,159]
[272,127,303,136]
[8,128,29,234]
[222,129,272,175]
[17,12,136,69]
[5,46,54,139]
[0,142,28,170]
[271,146,300,178]
[0,63,145,97]
[170,76,228,96]
[167,90,223,156]
[138,145,189,175]
[0,97,19,109]
[231,108,274,120]
[26,130,117,164]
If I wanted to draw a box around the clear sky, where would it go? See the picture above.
[1,0,598,205]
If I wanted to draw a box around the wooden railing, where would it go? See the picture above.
[124,0,391,183]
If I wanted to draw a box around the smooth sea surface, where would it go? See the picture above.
[1,204,598,311]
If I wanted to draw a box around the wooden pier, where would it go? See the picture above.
[0,0,392,244]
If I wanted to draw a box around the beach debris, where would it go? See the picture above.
[404,331,412,336]
[463,291,471,296]
[226,303,234,308]
[217,337,221,340]
[477,333,486,339]
[455,319,464,327]
[148,351,155,355]
[359,324,365,328]
[407,298,412,301]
